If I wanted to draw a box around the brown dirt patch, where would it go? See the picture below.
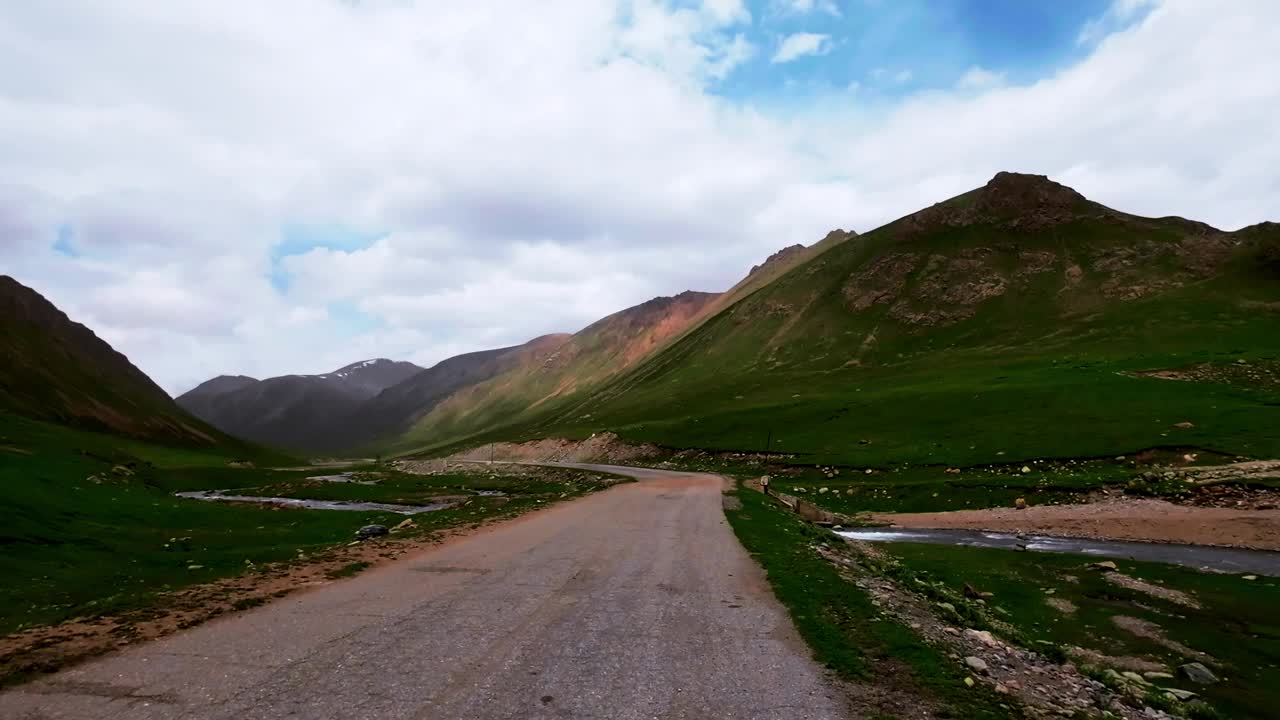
[1110,616,1212,662]
[1130,360,1280,388]
[1104,573,1200,609]
[869,497,1280,550]
[444,432,662,465]
[1066,646,1166,674]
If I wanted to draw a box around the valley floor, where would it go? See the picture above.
[0,466,848,720]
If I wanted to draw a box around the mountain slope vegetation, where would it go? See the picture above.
[388,290,722,451]
[393,173,1280,464]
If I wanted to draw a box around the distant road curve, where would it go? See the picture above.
[1,463,847,719]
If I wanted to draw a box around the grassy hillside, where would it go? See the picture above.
[397,173,1280,465]
[387,290,722,452]
[337,335,572,452]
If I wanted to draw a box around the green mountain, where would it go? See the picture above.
[393,173,1280,464]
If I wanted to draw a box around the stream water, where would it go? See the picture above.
[174,490,456,515]
[837,527,1280,576]
[306,472,376,484]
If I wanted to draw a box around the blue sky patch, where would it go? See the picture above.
[717,0,1135,102]
[327,300,382,335]
[52,224,79,258]
[269,223,385,293]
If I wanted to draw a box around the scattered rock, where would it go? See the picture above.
[391,519,416,533]
[1173,421,1195,429]
[936,602,956,613]
[1045,597,1077,615]
[356,524,389,540]
[964,629,1000,647]
[1021,466,1032,474]
[187,564,204,570]
[964,676,975,688]
[1242,574,1258,581]
[1142,672,1174,682]
[1014,497,1027,510]
[1162,688,1198,701]
[964,656,989,673]
[1121,671,1150,685]
[1179,662,1218,685]
[1089,560,1118,571]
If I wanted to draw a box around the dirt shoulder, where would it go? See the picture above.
[868,497,1280,550]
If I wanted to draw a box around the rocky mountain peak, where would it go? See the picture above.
[749,244,807,277]
[894,171,1101,236]
[975,171,1089,215]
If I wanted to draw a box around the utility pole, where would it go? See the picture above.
[765,428,772,454]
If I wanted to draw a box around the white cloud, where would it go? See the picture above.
[707,33,756,79]
[773,0,842,17]
[702,0,752,25]
[1079,0,1158,45]
[772,32,833,64]
[1,0,1279,396]
[956,66,1005,90]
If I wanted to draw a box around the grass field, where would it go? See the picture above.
[0,413,617,637]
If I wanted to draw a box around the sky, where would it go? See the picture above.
[2,0,1278,395]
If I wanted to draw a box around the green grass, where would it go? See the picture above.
[886,543,1280,719]
[0,414,617,637]
[723,485,1021,719]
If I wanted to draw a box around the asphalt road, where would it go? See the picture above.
[1,464,847,719]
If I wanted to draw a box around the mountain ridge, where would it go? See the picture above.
[1,275,232,447]
[175,358,423,453]
[384,171,1280,461]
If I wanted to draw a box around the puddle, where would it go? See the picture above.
[175,490,456,515]
[837,527,1280,577]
